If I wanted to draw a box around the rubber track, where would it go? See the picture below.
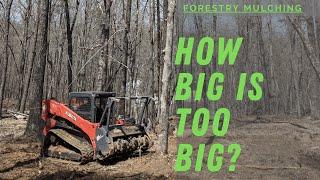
[48,129,93,162]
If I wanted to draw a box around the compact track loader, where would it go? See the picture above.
[40,91,152,163]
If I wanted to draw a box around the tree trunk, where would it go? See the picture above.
[255,16,271,113]
[128,0,140,115]
[120,0,132,114]
[25,0,50,137]
[63,0,79,93]
[156,0,161,107]
[105,0,114,92]
[0,0,14,119]
[19,0,42,113]
[96,0,112,91]
[288,16,320,118]
[289,17,320,79]
[158,0,176,154]
[148,0,155,99]
[149,0,156,97]
[267,17,279,114]
[78,0,91,91]
[17,0,32,110]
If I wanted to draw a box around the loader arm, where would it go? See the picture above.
[41,99,99,149]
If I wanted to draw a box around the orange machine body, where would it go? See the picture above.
[41,99,99,150]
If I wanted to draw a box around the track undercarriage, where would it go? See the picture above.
[42,127,151,163]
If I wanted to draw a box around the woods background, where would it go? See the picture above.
[1,0,320,146]
[0,0,173,114]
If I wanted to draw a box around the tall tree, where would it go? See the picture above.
[25,0,50,136]
[64,0,79,93]
[288,16,320,118]
[158,0,176,154]
[0,0,13,120]
[286,18,302,116]
[77,0,91,91]
[120,0,132,114]
[19,0,41,113]
[255,16,272,113]
[155,0,161,103]
[148,0,155,97]
[96,0,112,91]
[17,0,33,110]
[289,17,320,80]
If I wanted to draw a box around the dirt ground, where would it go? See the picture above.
[2,115,320,179]
[177,115,320,180]
[0,118,176,180]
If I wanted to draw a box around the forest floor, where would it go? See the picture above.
[2,114,320,179]
[0,117,176,179]
[178,115,320,180]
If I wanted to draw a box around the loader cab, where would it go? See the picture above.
[68,91,116,123]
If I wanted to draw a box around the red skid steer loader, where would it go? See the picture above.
[41,91,152,163]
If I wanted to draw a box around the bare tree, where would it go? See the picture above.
[149,0,155,97]
[19,0,42,113]
[158,0,176,154]
[17,0,33,110]
[119,0,132,114]
[77,0,92,91]
[96,0,112,91]
[25,0,50,136]
[155,0,161,104]
[64,0,79,93]
[288,17,320,79]
[0,0,13,119]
